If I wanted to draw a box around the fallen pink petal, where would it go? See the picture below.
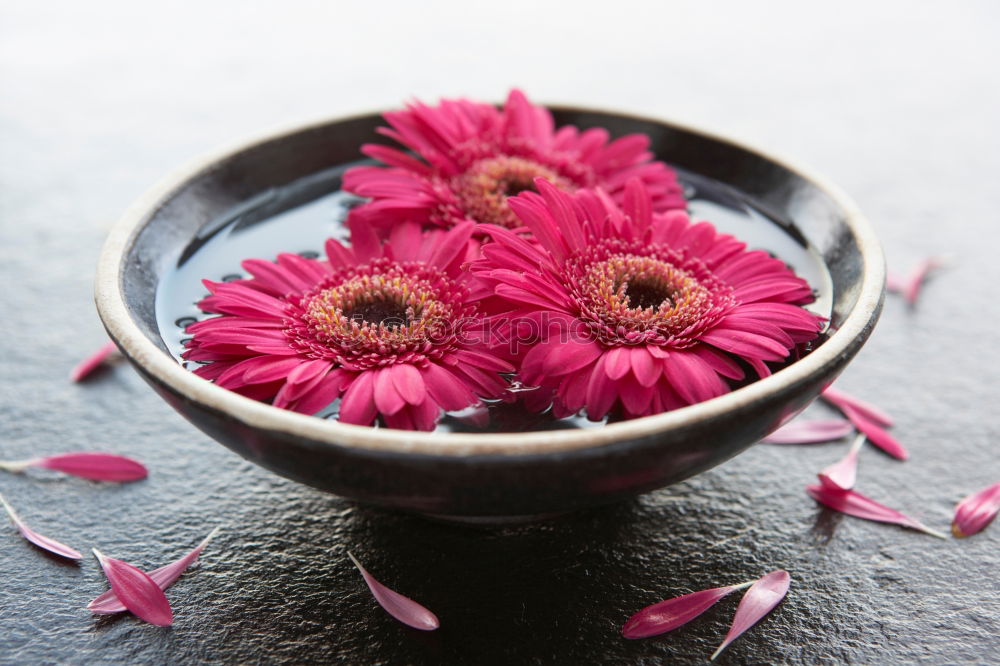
[837,404,908,460]
[902,256,946,306]
[952,482,1000,538]
[89,527,220,614]
[0,453,148,482]
[34,453,148,482]
[817,434,866,491]
[70,340,119,382]
[348,552,439,631]
[93,549,173,626]
[1,493,82,560]
[820,386,893,427]
[622,581,754,639]
[806,484,947,538]
[762,418,853,444]
[710,570,790,660]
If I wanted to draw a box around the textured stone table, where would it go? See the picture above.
[1,2,997,663]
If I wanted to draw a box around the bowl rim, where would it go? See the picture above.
[95,106,884,458]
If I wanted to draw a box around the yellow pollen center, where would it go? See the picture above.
[453,156,573,229]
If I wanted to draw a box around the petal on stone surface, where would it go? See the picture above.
[817,434,866,490]
[70,341,119,382]
[710,570,790,661]
[952,482,1000,538]
[763,419,854,444]
[92,549,173,626]
[622,582,752,640]
[348,552,439,631]
[27,453,148,482]
[1,494,82,560]
[838,404,908,460]
[89,528,219,614]
[806,485,947,538]
[821,387,893,427]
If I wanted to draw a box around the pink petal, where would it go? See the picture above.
[421,363,476,412]
[618,378,655,416]
[70,341,119,381]
[623,178,653,229]
[661,351,726,405]
[629,346,660,387]
[710,570,790,660]
[390,364,426,406]
[373,367,406,416]
[407,396,442,432]
[604,347,631,381]
[29,453,148,482]
[763,418,854,444]
[347,216,382,262]
[1,494,82,560]
[806,484,947,538]
[903,256,946,306]
[585,354,618,419]
[622,582,752,639]
[821,387,893,427]
[428,221,475,272]
[288,369,348,416]
[838,404,908,460]
[338,372,378,426]
[347,552,439,631]
[952,482,1000,538]
[239,356,303,384]
[699,329,788,362]
[92,549,173,626]
[817,434,865,490]
[89,528,219,614]
[539,339,603,378]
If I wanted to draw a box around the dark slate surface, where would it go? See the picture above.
[1,2,998,664]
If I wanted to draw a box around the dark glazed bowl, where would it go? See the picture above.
[95,108,884,520]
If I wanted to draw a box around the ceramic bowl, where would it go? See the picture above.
[95,107,884,520]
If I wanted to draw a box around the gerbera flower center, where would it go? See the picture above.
[305,274,430,341]
[286,258,475,369]
[452,156,574,229]
[567,240,737,347]
[624,278,676,311]
[341,297,411,329]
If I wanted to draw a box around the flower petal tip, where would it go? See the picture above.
[1,494,82,560]
[70,341,119,382]
[710,570,790,660]
[951,482,1000,538]
[348,552,439,631]
[621,582,751,640]
[807,484,946,538]
[816,434,865,491]
[920,525,951,540]
[88,527,220,615]
[93,548,174,626]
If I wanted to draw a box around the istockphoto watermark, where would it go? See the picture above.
[344,311,597,354]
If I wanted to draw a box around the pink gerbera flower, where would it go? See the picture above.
[344,89,685,235]
[471,179,824,421]
[183,220,513,431]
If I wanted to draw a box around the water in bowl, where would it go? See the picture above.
[155,163,833,432]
